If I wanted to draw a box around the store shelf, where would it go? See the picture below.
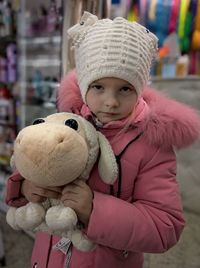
[151,75,200,82]
[16,2,62,128]
[18,35,61,46]
[20,58,60,68]
[0,36,16,51]
[0,82,16,87]
[0,36,16,42]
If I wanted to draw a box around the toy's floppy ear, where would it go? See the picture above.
[97,132,118,184]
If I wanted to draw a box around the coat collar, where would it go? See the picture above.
[57,70,200,149]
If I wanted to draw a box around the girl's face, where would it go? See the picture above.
[86,77,137,124]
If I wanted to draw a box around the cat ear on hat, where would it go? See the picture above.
[147,31,159,59]
[67,11,98,45]
[79,11,98,26]
[144,27,159,59]
[134,22,158,59]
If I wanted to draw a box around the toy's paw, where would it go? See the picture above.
[67,229,96,252]
[6,207,21,230]
[15,203,45,230]
[46,206,78,231]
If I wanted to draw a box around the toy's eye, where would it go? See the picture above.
[65,119,78,130]
[146,29,150,33]
[32,118,45,125]
[80,21,84,25]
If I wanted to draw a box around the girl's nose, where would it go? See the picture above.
[104,94,119,107]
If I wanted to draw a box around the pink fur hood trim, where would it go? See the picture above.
[57,70,200,149]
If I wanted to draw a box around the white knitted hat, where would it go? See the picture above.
[68,11,158,102]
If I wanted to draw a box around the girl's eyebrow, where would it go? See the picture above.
[90,81,103,86]
[122,84,131,87]
[91,80,135,89]
[93,80,102,83]
[121,84,135,89]
[90,80,100,84]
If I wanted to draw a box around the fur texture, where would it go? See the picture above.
[57,70,82,114]
[141,89,200,149]
[57,69,200,149]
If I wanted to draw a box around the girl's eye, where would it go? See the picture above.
[91,85,103,90]
[121,87,130,91]
[120,87,132,94]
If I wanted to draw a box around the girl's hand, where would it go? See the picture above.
[61,179,93,226]
[21,179,62,203]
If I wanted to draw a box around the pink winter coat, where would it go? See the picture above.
[6,70,200,268]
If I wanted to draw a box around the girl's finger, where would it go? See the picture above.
[35,188,61,199]
[37,186,62,193]
[31,194,46,203]
[61,192,79,203]
[62,199,78,210]
[62,184,80,194]
[73,179,87,187]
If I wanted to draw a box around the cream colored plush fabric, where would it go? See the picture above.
[6,112,118,252]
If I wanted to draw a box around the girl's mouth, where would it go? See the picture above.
[101,112,117,115]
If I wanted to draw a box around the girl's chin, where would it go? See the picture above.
[99,116,116,123]
[99,118,119,124]
[98,114,131,124]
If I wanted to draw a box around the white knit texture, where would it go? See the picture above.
[68,12,158,102]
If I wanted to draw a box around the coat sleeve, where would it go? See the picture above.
[86,147,185,253]
[5,170,28,207]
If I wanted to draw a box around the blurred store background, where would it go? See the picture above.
[0,0,200,267]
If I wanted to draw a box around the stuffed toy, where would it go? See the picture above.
[6,112,118,251]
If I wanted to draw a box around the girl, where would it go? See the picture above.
[6,12,200,268]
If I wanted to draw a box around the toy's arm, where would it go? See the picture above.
[5,170,28,207]
[6,170,47,231]
[6,202,46,231]
[45,202,78,231]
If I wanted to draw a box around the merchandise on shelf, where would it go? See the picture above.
[191,0,200,50]
[0,43,17,84]
[124,0,200,77]
[0,84,16,170]
[26,69,59,106]
[47,0,59,33]
[0,0,17,37]
[19,0,61,37]
[16,0,62,130]
[0,0,62,210]
[0,57,6,82]
[6,43,17,83]
[0,1,18,180]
